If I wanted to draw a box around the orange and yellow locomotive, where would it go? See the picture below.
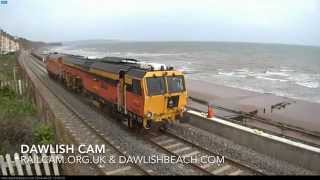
[46,53,187,129]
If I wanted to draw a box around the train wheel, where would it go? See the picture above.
[160,123,169,131]
[143,120,152,129]
[128,118,133,129]
[133,119,138,129]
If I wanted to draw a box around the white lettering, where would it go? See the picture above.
[78,144,86,154]
[119,156,126,163]
[20,145,29,153]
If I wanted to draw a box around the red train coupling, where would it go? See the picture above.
[207,102,214,118]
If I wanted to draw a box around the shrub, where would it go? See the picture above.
[0,87,38,154]
[0,87,36,119]
[33,123,55,145]
[0,116,33,154]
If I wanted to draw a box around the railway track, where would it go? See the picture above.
[29,53,320,149]
[27,52,264,175]
[22,52,149,175]
[28,53,207,175]
[26,52,208,175]
[147,130,261,175]
[187,97,320,147]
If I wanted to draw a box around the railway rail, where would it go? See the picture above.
[33,51,320,148]
[25,51,320,175]
[22,52,149,175]
[26,52,208,175]
[187,97,320,147]
[27,52,265,175]
[28,52,217,175]
[147,130,262,175]
[29,52,320,148]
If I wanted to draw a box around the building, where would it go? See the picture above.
[0,29,20,55]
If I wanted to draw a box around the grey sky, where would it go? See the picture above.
[0,0,319,46]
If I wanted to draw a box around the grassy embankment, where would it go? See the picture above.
[0,53,55,154]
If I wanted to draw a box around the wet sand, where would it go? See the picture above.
[187,79,320,133]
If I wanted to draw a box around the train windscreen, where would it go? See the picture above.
[147,77,166,96]
[167,76,185,93]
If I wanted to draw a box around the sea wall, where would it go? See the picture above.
[185,110,320,172]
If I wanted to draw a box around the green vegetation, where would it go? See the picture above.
[0,53,18,81]
[0,53,55,154]
[33,123,55,145]
[0,87,35,154]
[0,86,36,118]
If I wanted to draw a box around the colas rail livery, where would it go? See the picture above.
[45,53,187,129]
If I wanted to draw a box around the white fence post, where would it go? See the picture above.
[23,153,33,176]
[5,154,15,175]
[52,154,60,176]
[0,153,61,176]
[42,153,51,176]
[14,153,24,175]
[32,153,42,176]
[18,80,22,95]
[0,79,24,95]
[0,155,8,176]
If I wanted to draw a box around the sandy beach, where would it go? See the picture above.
[187,79,320,134]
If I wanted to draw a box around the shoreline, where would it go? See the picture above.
[39,48,320,134]
[186,78,320,134]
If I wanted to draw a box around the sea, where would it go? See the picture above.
[49,41,320,104]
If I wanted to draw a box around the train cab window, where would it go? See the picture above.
[147,77,166,96]
[167,76,185,93]
[132,79,141,95]
[126,84,132,92]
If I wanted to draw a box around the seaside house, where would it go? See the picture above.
[0,29,20,55]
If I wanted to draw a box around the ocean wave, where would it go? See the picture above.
[235,68,249,73]
[216,72,247,78]
[280,69,295,72]
[295,81,319,89]
[256,76,289,82]
[50,47,185,58]
[51,48,107,58]
[265,71,290,77]
[122,52,186,57]
[106,52,122,55]
[218,72,234,76]
[216,69,320,88]
[217,70,290,80]
[210,83,320,103]
[176,66,198,74]
[287,73,320,89]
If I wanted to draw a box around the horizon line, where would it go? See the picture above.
[57,39,320,48]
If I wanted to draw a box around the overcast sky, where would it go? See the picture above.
[0,0,319,46]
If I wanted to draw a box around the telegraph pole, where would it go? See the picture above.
[0,28,2,55]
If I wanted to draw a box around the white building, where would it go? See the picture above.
[0,29,20,55]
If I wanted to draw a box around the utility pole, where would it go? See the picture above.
[13,66,17,92]
[0,28,2,55]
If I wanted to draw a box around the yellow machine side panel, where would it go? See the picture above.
[89,69,119,80]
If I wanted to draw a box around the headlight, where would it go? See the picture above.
[147,112,152,118]
[168,99,174,107]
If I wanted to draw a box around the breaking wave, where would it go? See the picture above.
[49,43,320,103]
